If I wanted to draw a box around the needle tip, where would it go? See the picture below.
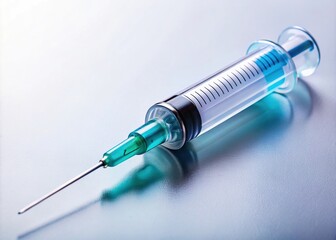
[17,162,104,215]
[18,207,28,214]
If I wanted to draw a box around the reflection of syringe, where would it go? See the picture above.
[18,26,320,214]
[104,92,292,201]
[18,92,295,239]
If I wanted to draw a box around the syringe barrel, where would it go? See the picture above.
[181,44,291,134]
[145,26,320,149]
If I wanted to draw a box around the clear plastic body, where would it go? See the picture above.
[102,26,320,167]
[180,27,319,134]
[182,43,291,133]
[278,26,320,77]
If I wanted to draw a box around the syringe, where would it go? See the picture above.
[18,26,320,214]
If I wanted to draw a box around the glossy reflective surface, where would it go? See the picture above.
[1,1,336,239]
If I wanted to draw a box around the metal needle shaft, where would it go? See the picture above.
[18,161,104,214]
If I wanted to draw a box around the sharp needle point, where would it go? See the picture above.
[18,161,104,215]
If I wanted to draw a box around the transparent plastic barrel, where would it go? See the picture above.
[181,44,291,133]
[181,27,320,134]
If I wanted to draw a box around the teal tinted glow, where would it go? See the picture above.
[103,135,146,167]
[254,49,287,91]
[103,120,168,167]
[131,119,168,151]
[101,165,163,201]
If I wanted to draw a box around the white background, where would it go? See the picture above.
[1,1,335,239]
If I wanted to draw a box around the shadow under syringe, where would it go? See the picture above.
[18,81,314,239]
